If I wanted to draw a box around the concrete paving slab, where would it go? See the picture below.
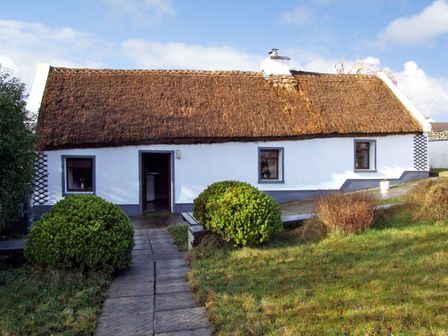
[156,279,190,294]
[96,313,153,336]
[109,281,154,298]
[101,296,154,316]
[155,291,197,312]
[157,267,189,281]
[154,307,210,334]
[155,327,212,336]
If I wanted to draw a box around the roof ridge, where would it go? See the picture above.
[49,66,263,77]
[291,70,378,79]
[49,66,378,79]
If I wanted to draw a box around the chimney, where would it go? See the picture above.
[260,48,291,77]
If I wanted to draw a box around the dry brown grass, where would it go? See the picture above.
[282,218,328,243]
[316,192,376,234]
[408,178,448,220]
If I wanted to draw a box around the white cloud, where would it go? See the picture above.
[279,6,311,25]
[0,19,259,89]
[396,61,448,119]
[378,0,448,46]
[122,40,260,70]
[0,19,113,87]
[100,0,174,24]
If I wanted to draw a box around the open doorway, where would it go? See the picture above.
[141,152,172,212]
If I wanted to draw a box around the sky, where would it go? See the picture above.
[1,0,448,120]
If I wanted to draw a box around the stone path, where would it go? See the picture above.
[96,226,212,336]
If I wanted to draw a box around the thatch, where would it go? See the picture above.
[36,67,423,150]
[429,130,448,141]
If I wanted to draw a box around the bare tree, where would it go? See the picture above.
[335,59,398,85]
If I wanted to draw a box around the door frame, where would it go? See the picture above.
[139,150,175,213]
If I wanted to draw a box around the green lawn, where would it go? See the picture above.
[168,224,189,252]
[0,261,110,336]
[189,207,448,335]
[376,194,407,205]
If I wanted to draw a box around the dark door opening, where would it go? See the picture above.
[141,153,171,212]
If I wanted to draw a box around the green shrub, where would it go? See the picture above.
[408,179,448,220]
[193,180,241,226]
[25,195,134,273]
[199,181,282,246]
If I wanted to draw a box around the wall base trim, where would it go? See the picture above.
[31,170,428,220]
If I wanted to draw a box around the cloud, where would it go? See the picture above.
[0,19,114,87]
[395,61,448,119]
[279,6,311,25]
[378,0,448,46]
[122,40,260,70]
[0,19,259,89]
[99,0,174,24]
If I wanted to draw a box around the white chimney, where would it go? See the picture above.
[260,48,291,77]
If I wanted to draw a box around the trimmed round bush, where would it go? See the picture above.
[196,181,282,246]
[193,180,241,226]
[408,179,448,220]
[25,195,134,273]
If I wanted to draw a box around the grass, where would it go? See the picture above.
[188,206,448,335]
[376,194,407,205]
[168,224,189,252]
[0,260,110,336]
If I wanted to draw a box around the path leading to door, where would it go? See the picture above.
[95,216,212,336]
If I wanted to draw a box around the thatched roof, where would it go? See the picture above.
[429,130,448,141]
[36,67,423,150]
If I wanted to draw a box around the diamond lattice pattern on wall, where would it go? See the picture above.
[413,134,428,171]
[33,152,48,205]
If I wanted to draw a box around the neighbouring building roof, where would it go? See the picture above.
[431,122,448,132]
[36,67,423,150]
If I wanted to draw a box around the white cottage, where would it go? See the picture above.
[30,50,430,218]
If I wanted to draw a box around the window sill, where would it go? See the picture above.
[63,191,95,196]
[354,169,377,173]
[258,180,285,184]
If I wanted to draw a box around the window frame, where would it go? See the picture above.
[354,140,377,172]
[258,147,285,183]
[61,155,96,196]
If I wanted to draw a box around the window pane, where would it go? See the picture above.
[66,158,93,191]
[260,150,279,180]
[355,142,370,169]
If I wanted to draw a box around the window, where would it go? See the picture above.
[354,140,376,171]
[259,148,283,182]
[64,157,94,193]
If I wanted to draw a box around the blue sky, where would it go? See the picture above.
[1,0,448,119]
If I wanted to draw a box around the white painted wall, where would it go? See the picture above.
[429,141,448,168]
[40,134,417,208]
